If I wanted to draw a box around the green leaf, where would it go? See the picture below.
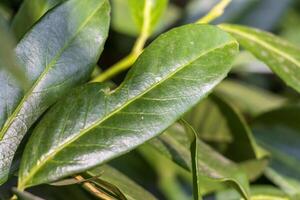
[215,80,286,116]
[148,95,269,187]
[18,24,238,189]
[86,165,157,200]
[111,0,168,36]
[11,0,66,41]
[219,24,300,93]
[138,143,193,200]
[209,95,268,162]
[253,106,300,197]
[184,121,250,200]
[207,95,269,181]
[0,0,110,185]
[147,123,192,171]
[148,122,251,199]
[128,0,168,35]
[216,185,291,200]
[184,94,269,177]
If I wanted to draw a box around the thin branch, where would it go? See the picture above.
[196,0,231,24]
[92,0,153,82]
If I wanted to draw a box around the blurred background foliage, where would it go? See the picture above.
[1,0,300,199]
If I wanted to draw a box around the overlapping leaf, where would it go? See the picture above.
[0,0,110,185]
[215,80,285,115]
[147,95,269,197]
[216,185,291,200]
[186,122,250,200]
[86,165,157,200]
[220,24,300,93]
[18,24,238,189]
[184,95,269,180]
[253,106,300,198]
[11,0,66,41]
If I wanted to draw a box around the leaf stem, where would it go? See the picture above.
[92,0,153,82]
[75,175,113,200]
[9,195,17,200]
[196,0,231,24]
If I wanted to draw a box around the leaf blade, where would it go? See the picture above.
[219,24,300,93]
[86,165,157,200]
[0,0,110,185]
[253,105,300,197]
[18,24,238,189]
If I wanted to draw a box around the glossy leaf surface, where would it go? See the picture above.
[220,24,300,93]
[18,24,238,189]
[0,0,110,185]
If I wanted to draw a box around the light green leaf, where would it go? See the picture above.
[216,185,291,200]
[112,0,168,36]
[86,165,157,200]
[11,0,66,41]
[0,0,110,185]
[253,105,300,198]
[215,80,286,116]
[18,24,238,189]
[219,24,300,93]
[129,0,168,35]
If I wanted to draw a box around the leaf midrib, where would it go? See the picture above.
[19,40,237,188]
[0,0,105,140]
[220,24,300,67]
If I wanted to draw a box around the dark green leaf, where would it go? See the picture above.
[18,24,238,189]
[0,0,110,185]
[253,105,300,197]
[86,165,157,200]
[220,24,300,93]
[148,122,251,199]
[209,95,268,162]
[148,95,269,185]
[147,123,192,171]
[11,0,66,41]
[184,121,250,200]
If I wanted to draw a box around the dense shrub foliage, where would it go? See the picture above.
[0,0,300,199]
